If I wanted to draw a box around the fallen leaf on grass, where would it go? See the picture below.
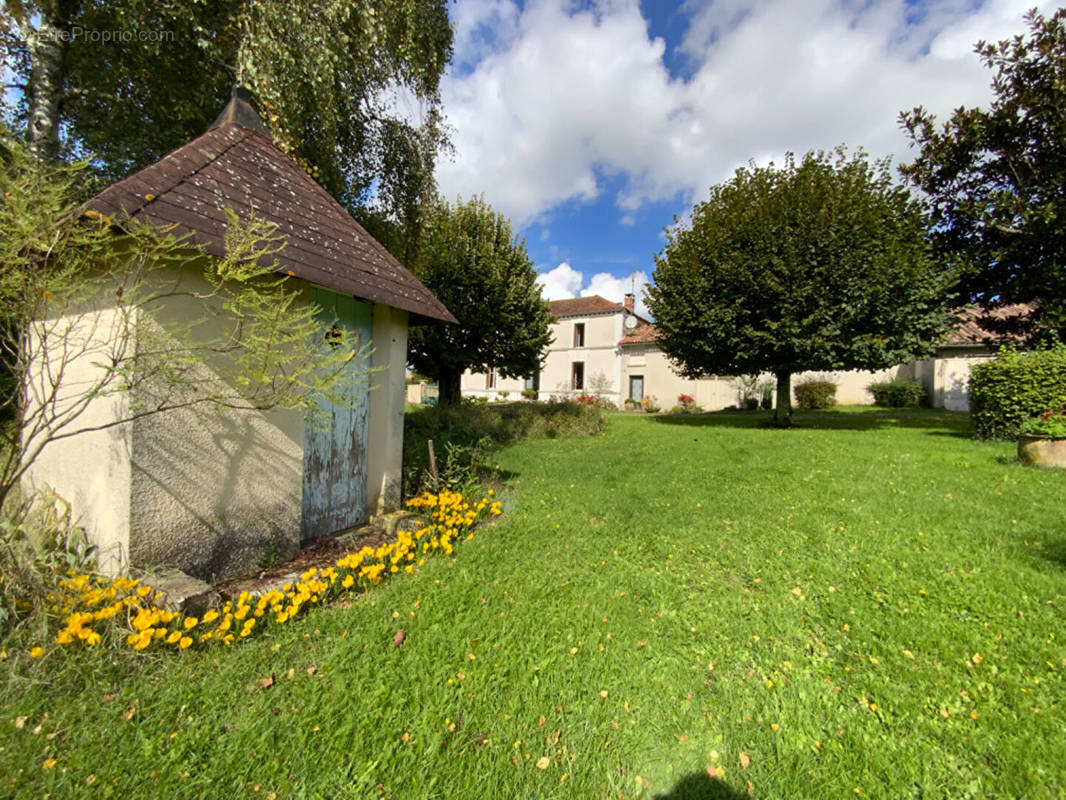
[259,675,275,690]
[306,666,317,676]
[739,752,750,770]
[124,706,137,721]
[393,630,406,648]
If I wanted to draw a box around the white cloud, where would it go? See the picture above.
[437,0,1059,226]
[582,270,652,319]
[538,262,653,318]
[537,261,583,300]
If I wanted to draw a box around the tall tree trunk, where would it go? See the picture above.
[437,367,461,407]
[24,1,74,161]
[774,370,792,428]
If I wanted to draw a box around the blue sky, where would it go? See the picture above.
[433,0,1056,317]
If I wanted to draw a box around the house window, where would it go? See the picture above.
[573,323,585,348]
[486,369,497,389]
[571,362,585,391]
[524,372,540,391]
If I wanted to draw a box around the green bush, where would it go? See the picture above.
[403,401,607,496]
[794,379,837,409]
[867,377,926,407]
[970,345,1066,439]
[1,491,96,635]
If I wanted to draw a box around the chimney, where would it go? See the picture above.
[623,293,635,312]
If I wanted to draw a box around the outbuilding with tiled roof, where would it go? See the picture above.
[22,88,453,581]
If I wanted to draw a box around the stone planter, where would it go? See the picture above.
[1018,436,1066,469]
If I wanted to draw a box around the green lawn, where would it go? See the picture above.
[3,409,1064,799]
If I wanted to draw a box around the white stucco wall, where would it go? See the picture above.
[462,312,626,403]
[908,350,991,411]
[21,307,136,575]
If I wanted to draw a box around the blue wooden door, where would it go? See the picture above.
[301,288,372,541]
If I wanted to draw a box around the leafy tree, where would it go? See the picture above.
[647,148,952,427]
[2,0,450,230]
[899,8,1066,340]
[0,138,370,511]
[407,197,553,407]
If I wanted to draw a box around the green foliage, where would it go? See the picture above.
[406,197,554,405]
[520,389,538,400]
[403,401,607,496]
[899,9,1066,340]
[1018,408,1066,439]
[868,377,927,408]
[970,345,1066,439]
[5,0,451,232]
[648,147,952,427]
[0,141,371,510]
[0,491,95,635]
[793,378,837,409]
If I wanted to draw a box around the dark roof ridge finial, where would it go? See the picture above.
[209,85,271,138]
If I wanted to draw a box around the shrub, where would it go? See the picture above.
[758,380,774,410]
[641,395,660,413]
[970,345,1066,439]
[867,377,926,407]
[521,389,537,400]
[741,397,760,410]
[794,379,837,409]
[623,397,638,410]
[677,393,696,413]
[403,401,607,495]
[0,492,96,635]
[1019,408,1066,438]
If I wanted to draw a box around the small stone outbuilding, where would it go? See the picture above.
[22,88,454,580]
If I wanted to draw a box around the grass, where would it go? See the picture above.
[2,408,1064,799]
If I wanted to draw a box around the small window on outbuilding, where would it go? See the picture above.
[487,369,497,390]
[571,362,585,391]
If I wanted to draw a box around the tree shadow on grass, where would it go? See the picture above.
[651,772,752,800]
[651,409,973,438]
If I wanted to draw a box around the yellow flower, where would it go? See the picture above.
[179,636,193,649]
[167,631,182,644]
[202,610,219,623]
[183,616,198,629]
[29,646,43,658]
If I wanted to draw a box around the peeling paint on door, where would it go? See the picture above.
[301,288,372,541]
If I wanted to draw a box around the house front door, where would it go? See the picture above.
[629,375,644,402]
[301,288,372,541]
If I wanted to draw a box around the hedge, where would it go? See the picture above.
[867,377,926,408]
[794,379,837,409]
[969,345,1066,439]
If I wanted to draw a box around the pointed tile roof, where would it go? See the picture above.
[86,88,455,325]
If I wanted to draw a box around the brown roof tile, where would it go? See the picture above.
[619,322,659,345]
[942,304,1033,346]
[86,102,455,325]
[549,295,624,317]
